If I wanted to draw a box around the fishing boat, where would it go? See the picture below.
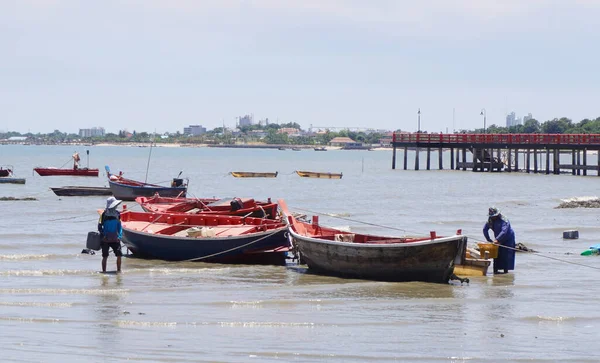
[230,171,278,178]
[0,166,26,184]
[137,195,279,219]
[452,247,491,276]
[50,186,113,196]
[119,209,289,263]
[279,200,467,283]
[34,151,99,177]
[105,166,188,201]
[291,147,301,151]
[314,147,327,151]
[295,170,343,179]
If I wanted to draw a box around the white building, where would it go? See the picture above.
[183,125,206,136]
[238,115,253,127]
[79,127,105,138]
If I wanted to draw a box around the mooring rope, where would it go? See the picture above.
[290,206,600,271]
[465,234,600,271]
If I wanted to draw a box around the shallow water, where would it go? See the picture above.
[1,144,599,362]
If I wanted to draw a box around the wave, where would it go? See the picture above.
[521,315,599,323]
[560,196,598,202]
[0,254,56,261]
[0,301,73,308]
[0,288,128,295]
[0,269,92,277]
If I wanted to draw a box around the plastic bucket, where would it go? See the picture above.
[477,243,499,259]
[86,231,102,251]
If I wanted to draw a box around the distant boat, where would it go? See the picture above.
[291,147,301,151]
[50,186,113,196]
[314,147,327,151]
[105,166,188,201]
[230,171,278,178]
[278,147,286,151]
[295,170,343,179]
[0,165,26,184]
[34,151,98,177]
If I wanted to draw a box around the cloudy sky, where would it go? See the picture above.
[2,0,599,134]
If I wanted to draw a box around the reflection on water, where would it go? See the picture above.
[95,274,124,349]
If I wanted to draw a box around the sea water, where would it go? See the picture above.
[0,144,599,362]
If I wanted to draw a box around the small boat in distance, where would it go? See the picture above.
[291,147,301,151]
[279,199,467,283]
[314,147,327,151]
[0,166,26,184]
[230,171,278,178]
[295,170,343,179]
[278,147,286,150]
[50,186,113,197]
[34,151,99,177]
[105,166,188,201]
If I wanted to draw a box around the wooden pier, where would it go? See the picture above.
[391,133,600,175]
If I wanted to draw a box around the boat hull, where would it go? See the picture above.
[0,178,26,184]
[290,232,467,283]
[295,171,343,179]
[122,227,289,263]
[50,186,113,196]
[230,172,278,178]
[34,168,99,177]
[108,180,187,201]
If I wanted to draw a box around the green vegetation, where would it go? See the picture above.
[3,116,600,146]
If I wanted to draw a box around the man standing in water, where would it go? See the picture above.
[483,207,516,274]
[98,196,123,273]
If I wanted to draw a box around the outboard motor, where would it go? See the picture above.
[230,197,243,212]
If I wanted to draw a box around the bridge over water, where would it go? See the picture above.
[391,133,600,176]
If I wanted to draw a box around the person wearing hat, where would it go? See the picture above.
[483,207,516,274]
[98,196,123,273]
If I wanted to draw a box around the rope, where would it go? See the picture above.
[466,234,600,271]
[179,227,284,263]
[291,206,600,271]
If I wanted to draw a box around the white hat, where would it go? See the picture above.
[106,196,122,209]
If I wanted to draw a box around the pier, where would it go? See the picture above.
[391,133,600,176]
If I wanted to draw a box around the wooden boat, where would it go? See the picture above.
[0,166,26,184]
[137,195,279,219]
[34,151,99,176]
[295,170,343,179]
[105,166,188,201]
[0,177,26,184]
[291,147,301,151]
[119,209,289,263]
[34,167,99,177]
[50,186,113,196]
[280,200,467,283]
[314,147,327,151]
[230,171,278,178]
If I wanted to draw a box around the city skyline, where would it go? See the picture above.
[2,1,599,134]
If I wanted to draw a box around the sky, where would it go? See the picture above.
[2,0,600,134]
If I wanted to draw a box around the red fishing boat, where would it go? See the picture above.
[0,166,13,177]
[119,209,289,263]
[136,195,279,219]
[34,151,99,177]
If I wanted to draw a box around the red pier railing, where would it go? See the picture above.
[392,133,600,145]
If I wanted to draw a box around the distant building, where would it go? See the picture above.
[79,127,105,138]
[329,137,356,147]
[277,127,300,137]
[183,125,206,136]
[506,112,531,127]
[238,115,253,127]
